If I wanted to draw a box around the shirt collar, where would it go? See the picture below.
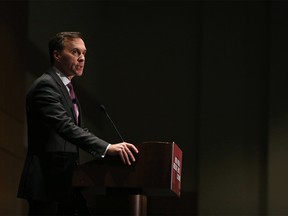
[53,66,70,86]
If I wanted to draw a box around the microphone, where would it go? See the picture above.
[100,105,125,142]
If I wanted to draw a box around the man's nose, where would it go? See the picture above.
[78,54,85,62]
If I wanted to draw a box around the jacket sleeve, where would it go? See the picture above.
[28,76,110,157]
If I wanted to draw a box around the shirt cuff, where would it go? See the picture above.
[101,144,111,158]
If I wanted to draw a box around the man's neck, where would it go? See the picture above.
[53,65,74,81]
[53,66,71,86]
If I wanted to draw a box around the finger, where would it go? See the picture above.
[126,143,139,153]
[122,146,131,165]
[125,146,136,162]
[119,148,126,165]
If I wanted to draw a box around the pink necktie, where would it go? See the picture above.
[67,82,79,124]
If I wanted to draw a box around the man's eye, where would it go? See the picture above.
[72,50,79,56]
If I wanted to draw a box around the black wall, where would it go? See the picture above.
[2,0,288,215]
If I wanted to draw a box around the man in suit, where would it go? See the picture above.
[17,32,139,215]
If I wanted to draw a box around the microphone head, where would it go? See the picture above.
[100,104,106,112]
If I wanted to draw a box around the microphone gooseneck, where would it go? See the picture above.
[100,105,125,142]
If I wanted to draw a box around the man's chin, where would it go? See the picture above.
[76,70,84,77]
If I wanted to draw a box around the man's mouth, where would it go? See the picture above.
[76,65,84,70]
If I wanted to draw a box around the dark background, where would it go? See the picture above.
[0,0,288,215]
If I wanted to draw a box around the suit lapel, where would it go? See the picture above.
[47,68,80,125]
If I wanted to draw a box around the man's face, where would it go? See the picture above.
[54,37,87,80]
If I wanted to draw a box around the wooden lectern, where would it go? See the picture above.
[72,141,182,216]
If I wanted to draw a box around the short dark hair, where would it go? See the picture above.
[48,32,83,65]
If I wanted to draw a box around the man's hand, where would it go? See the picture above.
[106,142,139,165]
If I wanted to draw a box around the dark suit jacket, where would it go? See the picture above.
[17,67,110,202]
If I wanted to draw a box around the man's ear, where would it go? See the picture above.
[53,50,60,62]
